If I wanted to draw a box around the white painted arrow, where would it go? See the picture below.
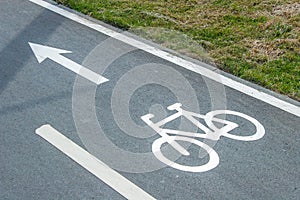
[29,42,109,85]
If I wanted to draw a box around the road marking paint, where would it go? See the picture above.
[29,42,109,85]
[142,103,265,172]
[29,0,300,118]
[35,124,156,200]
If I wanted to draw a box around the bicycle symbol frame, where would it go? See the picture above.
[141,103,265,172]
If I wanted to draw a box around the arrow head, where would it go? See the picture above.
[28,42,72,63]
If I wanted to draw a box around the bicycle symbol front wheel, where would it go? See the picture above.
[152,136,219,172]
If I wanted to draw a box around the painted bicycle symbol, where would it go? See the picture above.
[141,103,265,172]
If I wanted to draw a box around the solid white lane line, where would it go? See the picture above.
[35,124,156,200]
[29,0,300,118]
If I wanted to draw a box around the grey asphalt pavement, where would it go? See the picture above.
[0,0,299,199]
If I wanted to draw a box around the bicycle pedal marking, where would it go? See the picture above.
[141,103,266,172]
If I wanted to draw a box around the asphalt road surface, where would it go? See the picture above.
[1,0,300,199]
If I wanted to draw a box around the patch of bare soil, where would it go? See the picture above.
[272,2,300,17]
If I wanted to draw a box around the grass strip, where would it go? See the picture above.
[55,0,300,100]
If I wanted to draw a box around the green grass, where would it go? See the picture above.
[55,0,300,100]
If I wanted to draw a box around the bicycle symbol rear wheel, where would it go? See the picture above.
[152,136,219,172]
[205,110,265,141]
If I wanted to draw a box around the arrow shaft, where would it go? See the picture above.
[51,54,108,85]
